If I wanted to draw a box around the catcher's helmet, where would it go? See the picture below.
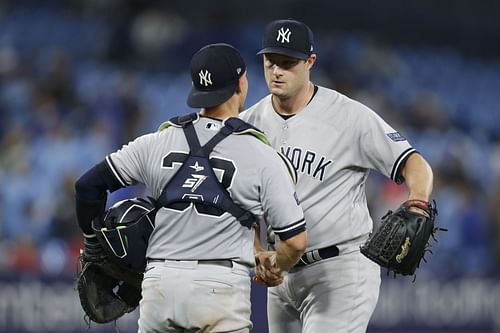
[93,197,156,273]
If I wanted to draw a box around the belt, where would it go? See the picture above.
[294,245,340,268]
[147,258,233,268]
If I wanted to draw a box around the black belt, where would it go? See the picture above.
[294,245,340,268]
[147,258,233,268]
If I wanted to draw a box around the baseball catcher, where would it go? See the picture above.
[361,199,445,276]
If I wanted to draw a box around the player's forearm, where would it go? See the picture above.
[402,153,433,201]
[253,224,266,252]
[274,231,307,271]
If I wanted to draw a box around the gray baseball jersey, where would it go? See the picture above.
[240,86,415,251]
[106,115,305,266]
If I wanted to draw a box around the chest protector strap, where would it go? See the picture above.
[156,113,256,229]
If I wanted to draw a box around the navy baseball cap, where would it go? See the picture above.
[187,43,246,108]
[257,19,314,60]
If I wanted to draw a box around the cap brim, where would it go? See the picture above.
[187,83,237,108]
[257,47,310,60]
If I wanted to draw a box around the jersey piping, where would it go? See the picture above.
[391,147,417,184]
[273,217,306,240]
[106,155,128,187]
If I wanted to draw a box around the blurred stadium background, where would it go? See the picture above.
[0,0,499,332]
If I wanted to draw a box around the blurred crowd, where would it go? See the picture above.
[0,2,499,278]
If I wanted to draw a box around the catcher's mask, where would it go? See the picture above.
[93,197,156,273]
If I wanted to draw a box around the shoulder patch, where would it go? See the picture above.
[387,132,406,142]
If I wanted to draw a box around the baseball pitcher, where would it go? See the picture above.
[241,19,436,333]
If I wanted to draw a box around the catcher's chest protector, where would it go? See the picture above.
[156,113,255,228]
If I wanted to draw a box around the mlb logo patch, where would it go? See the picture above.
[387,132,406,142]
[206,122,221,131]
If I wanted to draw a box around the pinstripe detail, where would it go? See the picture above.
[272,218,306,233]
[277,151,297,184]
[390,148,416,182]
[106,156,127,187]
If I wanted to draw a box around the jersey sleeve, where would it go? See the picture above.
[355,105,416,184]
[106,133,156,186]
[259,150,306,240]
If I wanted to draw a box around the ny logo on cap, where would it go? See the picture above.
[276,27,291,43]
[198,70,212,87]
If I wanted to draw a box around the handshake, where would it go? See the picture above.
[252,223,308,287]
[253,251,286,287]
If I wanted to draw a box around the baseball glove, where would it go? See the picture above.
[76,236,143,324]
[360,199,445,276]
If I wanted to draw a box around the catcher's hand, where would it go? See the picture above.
[76,236,142,324]
[360,199,445,276]
[253,251,284,287]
